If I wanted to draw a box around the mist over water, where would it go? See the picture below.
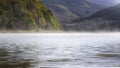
[0,33,120,67]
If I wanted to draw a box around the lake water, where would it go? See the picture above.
[0,33,120,68]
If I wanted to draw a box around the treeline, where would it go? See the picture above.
[62,19,120,31]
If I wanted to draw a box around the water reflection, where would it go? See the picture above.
[0,61,31,68]
[96,53,120,57]
[0,47,32,68]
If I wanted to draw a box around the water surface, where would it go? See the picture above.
[0,33,120,68]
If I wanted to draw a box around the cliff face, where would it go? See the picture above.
[0,0,60,30]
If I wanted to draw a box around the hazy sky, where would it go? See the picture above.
[88,0,120,3]
[115,0,120,3]
[87,0,120,7]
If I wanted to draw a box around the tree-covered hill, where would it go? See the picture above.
[0,0,60,30]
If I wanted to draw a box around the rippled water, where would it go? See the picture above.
[0,33,120,68]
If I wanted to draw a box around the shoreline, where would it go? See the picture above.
[0,32,120,35]
[0,30,120,33]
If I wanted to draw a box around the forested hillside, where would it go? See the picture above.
[0,0,60,30]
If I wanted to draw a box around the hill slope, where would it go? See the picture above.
[42,0,101,23]
[42,0,79,23]
[0,0,60,30]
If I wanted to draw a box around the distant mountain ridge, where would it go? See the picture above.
[71,4,120,31]
[86,4,120,21]
[42,0,101,23]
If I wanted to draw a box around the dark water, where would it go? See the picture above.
[0,33,120,68]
